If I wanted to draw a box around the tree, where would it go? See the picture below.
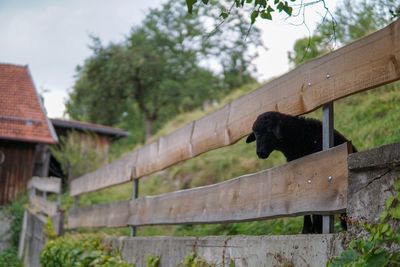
[66,0,263,141]
[50,131,106,184]
[288,0,400,67]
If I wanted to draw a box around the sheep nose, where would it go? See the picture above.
[257,151,268,159]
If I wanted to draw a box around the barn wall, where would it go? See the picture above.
[0,140,35,204]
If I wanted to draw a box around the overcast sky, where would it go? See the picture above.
[0,0,337,118]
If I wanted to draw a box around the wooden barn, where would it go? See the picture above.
[0,63,58,205]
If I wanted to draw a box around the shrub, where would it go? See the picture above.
[40,234,134,267]
[328,180,400,267]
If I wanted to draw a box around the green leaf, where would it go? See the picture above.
[246,0,253,3]
[276,2,284,11]
[255,0,267,8]
[391,206,400,219]
[260,11,272,20]
[251,10,259,24]
[267,5,275,12]
[329,249,358,266]
[379,210,389,221]
[186,0,197,14]
[201,0,209,4]
[381,223,390,233]
[274,0,279,4]
[395,180,400,191]
[364,251,390,267]
[283,5,293,16]
[220,11,229,19]
[386,195,395,209]
[282,1,292,16]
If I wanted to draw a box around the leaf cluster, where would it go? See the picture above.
[146,255,160,267]
[187,0,295,23]
[328,180,400,267]
[289,0,400,67]
[40,234,134,267]
[179,252,215,267]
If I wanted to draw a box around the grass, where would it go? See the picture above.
[63,81,400,237]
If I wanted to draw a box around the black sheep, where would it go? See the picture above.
[246,111,356,233]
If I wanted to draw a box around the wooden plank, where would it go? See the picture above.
[68,143,349,228]
[70,20,400,196]
[67,200,130,229]
[70,151,138,196]
[27,177,61,194]
[128,143,350,226]
[29,195,58,216]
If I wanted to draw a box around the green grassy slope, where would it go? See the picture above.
[71,81,400,237]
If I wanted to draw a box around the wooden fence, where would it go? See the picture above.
[18,177,63,267]
[65,19,400,234]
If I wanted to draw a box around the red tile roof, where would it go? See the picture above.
[0,63,58,144]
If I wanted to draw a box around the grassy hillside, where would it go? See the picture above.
[71,80,400,237]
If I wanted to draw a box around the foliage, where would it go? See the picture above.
[66,0,262,141]
[43,218,57,241]
[328,180,400,267]
[0,195,26,267]
[50,131,106,183]
[146,255,160,267]
[179,252,215,267]
[186,0,295,23]
[289,0,400,67]
[8,195,27,248]
[40,234,134,267]
[0,247,22,267]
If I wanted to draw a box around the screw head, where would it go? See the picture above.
[308,180,312,184]
[308,82,311,87]
[326,73,331,79]
[328,176,333,181]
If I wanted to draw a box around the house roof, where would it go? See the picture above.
[0,63,58,144]
[51,118,129,138]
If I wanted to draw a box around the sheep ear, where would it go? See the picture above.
[246,132,256,143]
[272,123,282,139]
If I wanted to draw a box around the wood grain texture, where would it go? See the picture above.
[28,177,61,193]
[67,200,130,229]
[67,143,349,228]
[70,151,138,196]
[70,19,400,196]
[29,195,58,216]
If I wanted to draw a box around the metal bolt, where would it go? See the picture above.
[308,180,312,184]
[326,73,330,79]
[328,176,333,181]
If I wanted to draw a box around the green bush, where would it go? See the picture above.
[40,234,134,267]
[0,195,26,267]
[328,180,400,267]
[0,247,22,267]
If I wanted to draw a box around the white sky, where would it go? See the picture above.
[0,0,337,118]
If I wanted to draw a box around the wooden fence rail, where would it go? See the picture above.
[68,143,349,229]
[27,176,61,217]
[70,19,400,197]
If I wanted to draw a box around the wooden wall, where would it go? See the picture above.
[0,140,36,204]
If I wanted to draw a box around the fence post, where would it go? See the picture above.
[322,102,335,233]
[130,179,139,236]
